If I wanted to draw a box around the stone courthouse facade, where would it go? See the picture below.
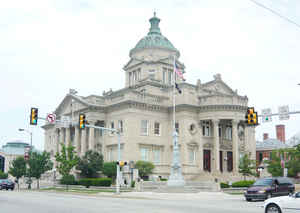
[43,14,256,181]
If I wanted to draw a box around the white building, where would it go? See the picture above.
[43,14,256,181]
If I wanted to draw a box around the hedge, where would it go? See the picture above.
[78,178,112,187]
[60,175,77,185]
[231,180,255,188]
[220,182,230,188]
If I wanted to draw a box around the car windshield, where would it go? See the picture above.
[253,179,273,186]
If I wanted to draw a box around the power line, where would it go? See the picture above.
[248,0,300,30]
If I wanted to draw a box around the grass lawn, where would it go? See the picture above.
[40,187,131,194]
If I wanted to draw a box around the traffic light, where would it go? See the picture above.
[116,161,127,167]
[245,107,258,125]
[30,108,38,125]
[79,114,86,129]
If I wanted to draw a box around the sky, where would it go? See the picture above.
[0,0,300,151]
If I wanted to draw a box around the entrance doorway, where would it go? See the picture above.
[0,155,5,172]
[219,151,223,172]
[227,151,233,172]
[203,150,211,172]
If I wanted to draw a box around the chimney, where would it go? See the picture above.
[263,133,269,141]
[276,124,285,143]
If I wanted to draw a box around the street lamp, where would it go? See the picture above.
[18,128,33,189]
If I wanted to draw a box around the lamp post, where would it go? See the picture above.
[18,128,32,189]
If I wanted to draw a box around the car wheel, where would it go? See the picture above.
[266,204,281,213]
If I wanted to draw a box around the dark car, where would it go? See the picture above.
[244,177,295,201]
[0,179,15,190]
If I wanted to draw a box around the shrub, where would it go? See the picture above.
[60,175,77,185]
[78,178,112,187]
[0,171,8,179]
[160,178,167,181]
[131,180,135,188]
[220,182,229,188]
[231,180,255,188]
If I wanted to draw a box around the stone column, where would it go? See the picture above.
[232,120,239,174]
[81,129,87,156]
[55,129,60,154]
[89,126,95,151]
[212,119,220,173]
[59,128,64,152]
[245,126,256,160]
[65,127,71,147]
[74,126,80,155]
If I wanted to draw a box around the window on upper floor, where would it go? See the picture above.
[154,122,160,136]
[225,126,232,140]
[141,120,149,135]
[175,122,179,134]
[118,120,123,133]
[140,147,149,161]
[202,121,211,136]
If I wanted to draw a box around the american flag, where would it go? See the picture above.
[174,62,185,81]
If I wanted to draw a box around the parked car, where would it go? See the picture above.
[244,177,295,201]
[0,179,15,190]
[264,191,300,213]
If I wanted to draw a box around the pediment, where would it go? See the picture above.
[203,80,236,96]
[123,58,143,70]
[54,95,88,116]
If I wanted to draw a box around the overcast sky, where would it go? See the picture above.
[1,0,300,151]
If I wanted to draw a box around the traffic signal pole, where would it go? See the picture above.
[85,124,121,194]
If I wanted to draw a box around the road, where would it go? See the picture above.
[0,190,264,213]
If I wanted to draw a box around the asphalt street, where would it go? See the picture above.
[0,190,264,213]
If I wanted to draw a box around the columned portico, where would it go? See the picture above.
[59,128,64,152]
[232,120,239,174]
[88,124,95,151]
[65,127,71,147]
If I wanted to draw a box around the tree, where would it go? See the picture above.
[266,150,283,177]
[55,143,79,179]
[27,151,53,189]
[76,150,103,178]
[286,145,300,177]
[102,162,117,180]
[135,161,155,179]
[0,171,8,179]
[238,153,256,180]
[9,156,26,190]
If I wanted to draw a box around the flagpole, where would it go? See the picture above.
[173,55,176,135]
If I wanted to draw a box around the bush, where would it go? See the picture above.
[131,180,135,188]
[60,175,77,185]
[220,182,229,188]
[0,171,8,179]
[231,180,255,188]
[160,178,167,181]
[78,178,112,187]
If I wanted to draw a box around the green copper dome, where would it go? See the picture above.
[130,13,179,56]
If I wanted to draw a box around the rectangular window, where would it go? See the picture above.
[202,121,211,136]
[140,147,149,161]
[175,122,179,134]
[153,149,161,163]
[225,126,232,140]
[137,69,141,80]
[154,122,160,136]
[111,121,114,130]
[189,148,196,164]
[163,69,166,84]
[141,120,149,135]
[118,120,123,133]
[218,126,222,137]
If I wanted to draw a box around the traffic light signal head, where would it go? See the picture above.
[245,107,258,125]
[30,108,38,125]
[79,114,86,129]
[116,161,127,167]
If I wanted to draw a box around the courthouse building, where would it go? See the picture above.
[43,14,256,181]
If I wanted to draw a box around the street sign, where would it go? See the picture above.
[278,105,290,120]
[261,108,272,123]
[46,113,56,124]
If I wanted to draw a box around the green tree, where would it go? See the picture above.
[55,143,79,179]
[102,162,117,180]
[135,160,155,179]
[238,153,256,180]
[8,156,26,190]
[76,150,103,178]
[0,171,8,179]
[286,145,300,177]
[266,150,283,177]
[27,151,53,189]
